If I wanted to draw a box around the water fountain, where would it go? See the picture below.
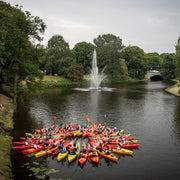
[90,49,106,89]
[73,49,114,91]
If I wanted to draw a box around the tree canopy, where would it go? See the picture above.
[0,1,46,105]
[73,42,94,74]
[175,37,180,80]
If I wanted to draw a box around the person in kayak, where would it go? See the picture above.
[58,141,64,149]
[105,146,111,155]
[60,146,66,153]
[117,143,122,150]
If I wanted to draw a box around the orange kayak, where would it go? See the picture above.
[96,149,118,162]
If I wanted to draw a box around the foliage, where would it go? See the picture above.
[160,53,176,79]
[122,46,147,79]
[175,37,180,81]
[111,58,128,79]
[73,42,94,74]
[144,52,161,70]
[44,35,70,75]
[93,34,125,77]
[67,64,84,81]
[57,56,74,77]
[0,1,46,104]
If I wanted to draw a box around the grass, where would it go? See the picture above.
[0,135,12,180]
[0,94,14,180]
[41,75,89,87]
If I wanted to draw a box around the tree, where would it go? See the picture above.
[0,1,46,105]
[93,34,125,77]
[175,37,180,80]
[57,56,74,77]
[73,42,94,74]
[45,35,70,75]
[112,58,128,79]
[122,46,146,79]
[144,52,161,70]
[160,53,176,79]
[67,64,84,81]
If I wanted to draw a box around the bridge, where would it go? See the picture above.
[145,70,164,81]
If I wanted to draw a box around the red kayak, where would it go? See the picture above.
[88,151,99,165]
[106,143,139,149]
[78,145,88,167]
[12,145,32,151]
[22,147,43,155]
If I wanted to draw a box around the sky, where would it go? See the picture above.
[3,0,180,53]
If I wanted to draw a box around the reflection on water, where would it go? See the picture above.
[12,81,180,180]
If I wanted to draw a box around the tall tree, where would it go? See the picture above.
[73,42,94,74]
[0,1,46,105]
[122,46,147,79]
[144,52,161,71]
[160,53,176,79]
[45,35,70,75]
[93,34,125,77]
[175,37,180,81]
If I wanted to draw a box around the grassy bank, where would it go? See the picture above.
[41,75,89,87]
[165,80,180,97]
[41,75,143,88]
[0,94,15,180]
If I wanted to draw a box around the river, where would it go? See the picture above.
[11,80,180,180]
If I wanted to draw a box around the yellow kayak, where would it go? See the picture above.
[57,151,68,162]
[127,140,138,144]
[74,130,80,137]
[96,149,118,162]
[68,141,81,163]
[35,146,58,158]
[112,148,133,155]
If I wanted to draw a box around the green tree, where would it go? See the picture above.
[93,34,125,77]
[144,52,160,70]
[122,46,146,79]
[57,56,74,77]
[0,1,46,105]
[160,53,176,79]
[175,37,180,80]
[67,64,84,81]
[45,35,70,75]
[73,42,94,74]
[112,58,128,79]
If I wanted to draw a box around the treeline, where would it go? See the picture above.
[42,34,179,81]
[0,1,180,105]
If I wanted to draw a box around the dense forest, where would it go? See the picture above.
[0,1,180,105]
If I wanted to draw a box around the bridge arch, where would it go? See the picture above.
[145,70,163,81]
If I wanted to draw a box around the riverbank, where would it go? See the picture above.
[0,94,15,180]
[165,80,180,97]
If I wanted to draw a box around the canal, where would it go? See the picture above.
[11,80,180,180]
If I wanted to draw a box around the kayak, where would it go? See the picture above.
[12,145,32,151]
[106,143,140,149]
[13,141,26,146]
[22,147,43,155]
[96,149,118,162]
[35,146,58,158]
[112,148,133,155]
[57,151,68,162]
[52,149,60,157]
[78,145,88,167]
[68,141,81,163]
[74,130,80,137]
[88,151,99,165]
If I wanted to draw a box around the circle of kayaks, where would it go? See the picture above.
[12,122,140,167]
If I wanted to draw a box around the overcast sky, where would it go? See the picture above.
[3,0,180,53]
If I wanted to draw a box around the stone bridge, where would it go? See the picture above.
[145,70,163,81]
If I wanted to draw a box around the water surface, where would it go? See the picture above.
[12,81,180,180]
